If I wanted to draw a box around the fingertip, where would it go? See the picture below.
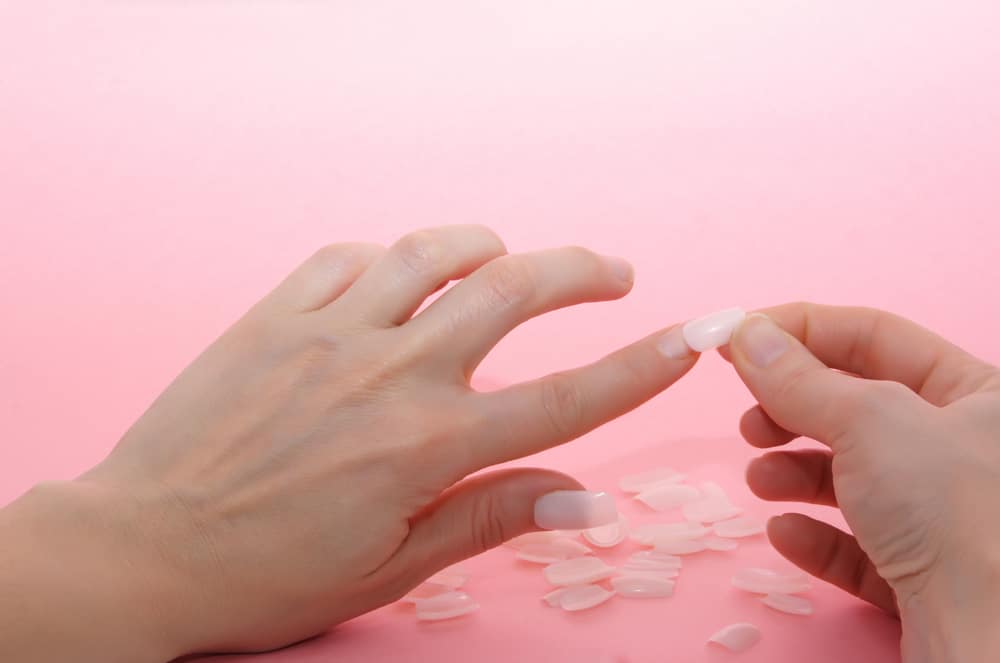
[739,405,799,448]
[766,513,794,550]
[745,454,795,501]
[731,313,793,370]
[473,224,509,256]
[738,407,763,445]
[657,325,696,362]
[766,512,816,559]
[599,255,635,290]
[744,455,773,498]
[717,344,733,363]
[767,512,797,535]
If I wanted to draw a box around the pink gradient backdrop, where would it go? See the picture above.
[2,2,999,661]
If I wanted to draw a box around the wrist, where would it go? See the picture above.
[899,548,1000,663]
[0,480,183,662]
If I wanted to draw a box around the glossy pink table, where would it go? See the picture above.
[3,2,999,661]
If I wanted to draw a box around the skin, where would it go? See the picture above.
[0,226,698,662]
[726,306,1000,662]
[0,229,996,661]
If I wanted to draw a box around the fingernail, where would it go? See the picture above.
[601,255,634,284]
[534,491,618,530]
[657,326,691,360]
[681,307,747,352]
[737,314,790,368]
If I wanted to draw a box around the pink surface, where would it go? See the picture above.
[207,438,902,663]
[2,2,999,661]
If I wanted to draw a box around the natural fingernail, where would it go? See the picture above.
[602,255,634,284]
[736,314,790,368]
[657,326,691,360]
[534,491,618,530]
[682,307,747,353]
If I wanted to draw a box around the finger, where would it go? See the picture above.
[382,468,583,592]
[768,513,898,615]
[730,313,925,449]
[408,247,635,374]
[760,303,995,406]
[739,405,799,447]
[746,450,837,506]
[717,345,733,363]
[332,225,508,326]
[466,325,698,469]
[260,243,385,313]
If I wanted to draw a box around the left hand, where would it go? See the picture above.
[1,225,697,661]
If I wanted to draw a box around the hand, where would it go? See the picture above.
[0,225,697,662]
[726,304,1000,662]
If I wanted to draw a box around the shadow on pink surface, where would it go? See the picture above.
[189,437,901,663]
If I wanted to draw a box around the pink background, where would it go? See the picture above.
[2,2,999,661]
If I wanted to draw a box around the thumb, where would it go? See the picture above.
[387,468,591,588]
[729,313,916,449]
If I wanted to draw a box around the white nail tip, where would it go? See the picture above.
[618,468,684,494]
[635,484,701,512]
[762,593,814,616]
[427,567,470,589]
[620,565,680,578]
[683,307,747,353]
[414,591,480,621]
[612,574,676,598]
[544,557,616,586]
[707,623,762,652]
[402,581,453,603]
[628,550,683,567]
[731,568,812,595]
[505,531,577,550]
[583,516,628,548]
[622,551,682,574]
[542,587,569,607]
[557,584,615,611]
[516,539,594,564]
[682,499,744,523]
[698,481,729,502]
[703,536,739,552]
[713,517,766,539]
[534,491,619,531]
[630,523,709,545]
[652,538,707,555]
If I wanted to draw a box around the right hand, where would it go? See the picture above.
[726,304,1000,663]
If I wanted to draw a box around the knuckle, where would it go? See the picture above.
[844,381,911,419]
[482,256,536,308]
[393,230,445,275]
[310,243,347,264]
[564,244,598,262]
[773,364,815,406]
[564,245,604,275]
[617,346,653,384]
[870,380,915,402]
[817,530,845,581]
[822,381,914,447]
[469,224,507,251]
[307,243,356,273]
[539,373,584,438]
[309,242,381,272]
[471,491,508,553]
[302,325,346,358]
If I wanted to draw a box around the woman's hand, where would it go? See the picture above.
[0,225,697,662]
[726,304,1000,663]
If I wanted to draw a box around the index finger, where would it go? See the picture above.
[464,325,698,470]
[749,303,993,406]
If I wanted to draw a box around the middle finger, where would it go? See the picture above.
[406,246,635,375]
